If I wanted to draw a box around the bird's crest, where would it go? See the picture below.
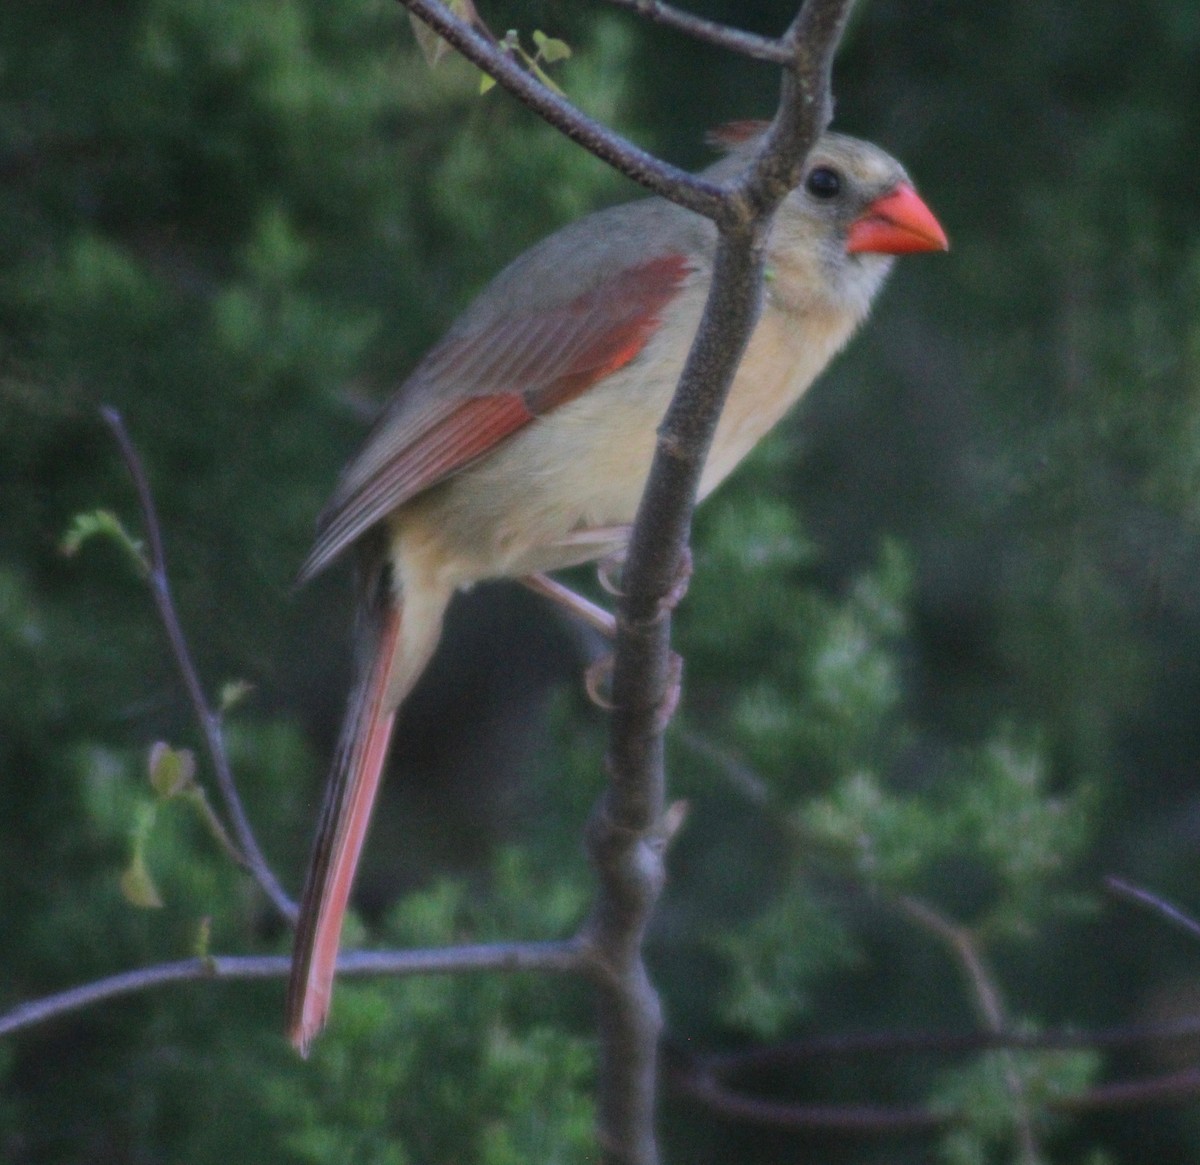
[705,119,769,153]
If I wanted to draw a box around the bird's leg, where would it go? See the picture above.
[520,524,632,637]
[522,573,616,711]
[522,573,616,639]
[549,524,632,552]
[522,527,690,717]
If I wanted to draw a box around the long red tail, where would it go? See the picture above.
[286,592,403,1056]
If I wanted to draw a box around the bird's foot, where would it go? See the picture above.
[601,544,692,623]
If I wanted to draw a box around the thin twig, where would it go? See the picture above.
[396,0,728,221]
[675,725,772,807]
[670,1015,1200,1134]
[897,896,1041,1163]
[672,1058,1200,1134]
[0,940,584,1038]
[1052,1067,1200,1113]
[597,0,791,63]
[100,407,297,924]
[698,1015,1200,1067]
[672,1062,950,1133]
[1105,875,1200,941]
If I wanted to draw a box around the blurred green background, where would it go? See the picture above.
[4,1,1200,1162]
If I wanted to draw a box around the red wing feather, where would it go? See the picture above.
[299,393,534,583]
[523,254,691,414]
[299,253,691,582]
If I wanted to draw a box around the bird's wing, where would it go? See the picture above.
[299,252,692,582]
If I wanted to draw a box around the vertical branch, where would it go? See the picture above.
[587,227,768,1165]
[586,4,859,1161]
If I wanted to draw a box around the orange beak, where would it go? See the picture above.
[846,183,949,256]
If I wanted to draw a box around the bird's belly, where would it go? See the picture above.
[396,365,672,586]
[700,306,846,498]
[394,304,849,591]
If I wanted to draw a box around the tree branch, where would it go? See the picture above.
[0,939,584,1038]
[100,407,298,925]
[896,895,1041,1163]
[670,1023,1200,1134]
[395,0,727,219]
[597,0,791,64]
[1105,875,1200,941]
[694,1015,1200,1066]
[672,1063,949,1133]
[671,1059,1200,1134]
[580,2,857,1161]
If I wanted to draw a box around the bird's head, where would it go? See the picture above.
[773,132,948,318]
[707,125,948,320]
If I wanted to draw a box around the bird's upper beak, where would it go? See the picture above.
[846,183,949,255]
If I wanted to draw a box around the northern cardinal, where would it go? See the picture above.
[286,128,947,1053]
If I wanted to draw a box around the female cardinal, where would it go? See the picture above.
[286,129,947,1053]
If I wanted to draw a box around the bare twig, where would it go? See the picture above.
[100,407,297,924]
[672,1056,1200,1134]
[670,1016,1200,1134]
[673,1062,950,1133]
[675,725,772,807]
[697,1015,1200,1066]
[0,940,584,1039]
[897,896,1041,1163]
[395,0,727,220]
[597,0,791,63]
[1052,1067,1200,1113]
[1105,875,1200,941]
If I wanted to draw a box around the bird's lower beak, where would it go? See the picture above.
[846,183,949,255]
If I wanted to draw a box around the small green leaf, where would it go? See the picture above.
[194,916,214,967]
[218,679,254,714]
[60,509,148,574]
[148,742,196,799]
[120,850,163,909]
[532,30,571,63]
[479,70,497,94]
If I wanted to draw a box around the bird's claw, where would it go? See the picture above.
[655,547,693,621]
[585,654,615,710]
[654,650,684,731]
[597,548,626,597]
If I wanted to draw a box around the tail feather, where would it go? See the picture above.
[286,593,402,1055]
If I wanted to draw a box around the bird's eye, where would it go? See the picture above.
[805,166,841,200]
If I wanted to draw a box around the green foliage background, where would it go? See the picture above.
[3,1,1200,1162]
